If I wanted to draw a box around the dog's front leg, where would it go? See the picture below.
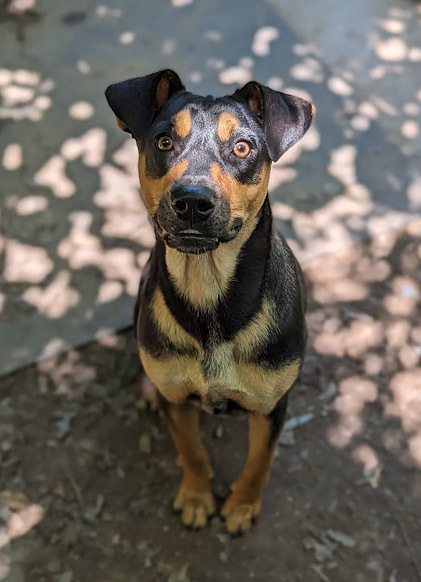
[222,394,288,534]
[163,400,215,528]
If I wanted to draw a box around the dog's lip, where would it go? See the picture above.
[176,229,218,241]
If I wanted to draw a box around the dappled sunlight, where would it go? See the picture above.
[0,67,53,121]
[14,195,48,215]
[22,270,80,318]
[38,350,97,399]
[34,154,76,198]
[4,239,53,284]
[252,26,280,57]
[68,101,94,120]
[2,143,22,171]
[306,220,421,470]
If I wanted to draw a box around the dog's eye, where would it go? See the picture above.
[233,141,251,158]
[156,135,173,151]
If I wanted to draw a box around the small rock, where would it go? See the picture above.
[326,529,355,548]
[139,433,152,454]
[284,412,314,431]
[279,430,296,446]
[219,551,228,563]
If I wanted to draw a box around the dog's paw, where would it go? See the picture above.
[173,481,215,529]
[221,491,262,534]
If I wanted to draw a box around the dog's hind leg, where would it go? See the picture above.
[221,393,288,534]
[163,400,215,528]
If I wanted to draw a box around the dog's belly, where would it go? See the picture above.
[140,345,300,415]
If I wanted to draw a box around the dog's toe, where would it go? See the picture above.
[173,483,215,529]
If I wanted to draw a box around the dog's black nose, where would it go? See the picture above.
[170,186,215,223]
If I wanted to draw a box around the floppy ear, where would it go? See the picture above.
[105,69,185,139]
[232,81,315,162]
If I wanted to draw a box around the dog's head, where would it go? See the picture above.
[105,69,314,255]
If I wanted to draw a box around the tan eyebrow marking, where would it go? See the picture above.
[173,109,192,138]
[217,112,240,141]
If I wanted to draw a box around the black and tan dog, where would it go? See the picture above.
[105,70,314,534]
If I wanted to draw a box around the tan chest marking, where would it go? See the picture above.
[217,112,239,141]
[138,156,188,215]
[165,217,257,309]
[140,296,299,414]
[151,288,201,352]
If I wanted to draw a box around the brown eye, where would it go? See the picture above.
[156,135,173,151]
[233,141,251,158]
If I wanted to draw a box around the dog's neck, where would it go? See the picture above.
[155,197,272,314]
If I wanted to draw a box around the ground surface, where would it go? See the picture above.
[1,0,421,373]
[1,0,421,580]
[1,222,421,582]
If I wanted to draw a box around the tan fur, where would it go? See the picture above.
[140,345,300,415]
[165,216,257,309]
[234,298,276,359]
[156,75,171,108]
[221,412,276,532]
[210,161,270,220]
[165,402,215,527]
[173,109,192,138]
[151,288,201,352]
[138,156,188,215]
[217,112,239,141]
[115,116,128,132]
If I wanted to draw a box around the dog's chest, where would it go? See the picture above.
[140,338,300,415]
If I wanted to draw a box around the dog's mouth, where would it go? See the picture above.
[155,221,243,255]
[166,230,220,255]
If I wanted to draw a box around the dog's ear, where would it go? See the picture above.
[105,69,185,139]
[232,81,315,162]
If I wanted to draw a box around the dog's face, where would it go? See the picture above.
[105,70,314,255]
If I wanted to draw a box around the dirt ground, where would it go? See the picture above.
[1,222,421,582]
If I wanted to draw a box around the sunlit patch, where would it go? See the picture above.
[61,128,107,167]
[252,26,279,56]
[352,445,382,487]
[384,276,420,316]
[266,76,283,91]
[96,280,124,303]
[77,59,91,74]
[0,292,5,315]
[15,195,48,215]
[8,0,36,12]
[378,18,406,34]
[22,271,80,318]
[95,328,124,348]
[189,71,202,84]
[407,177,421,209]
[68,101,94,120]
[327,77,353,96]
[373,36,407,61]
[34,154,76,198]
[119,31,136,44]
[219,65,252,85]
[4,240,53,284]
[290,58,323,83]
[409,48,421,62]
[0,68,54,121]
[401,120,420,139]
[171,0,194,6]
[38,350,96,399]
[2,143,22,171]
[328,376,378,448]
[58,211,140,296]
[94,163,153,246]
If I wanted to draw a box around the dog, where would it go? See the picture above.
[105,70,314,534]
